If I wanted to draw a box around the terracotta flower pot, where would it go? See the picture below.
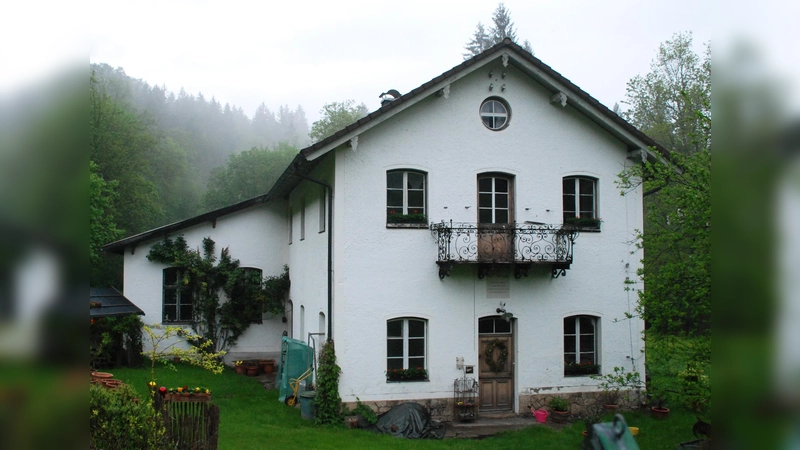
[651,406,670,418]
[235,365,246,375]
[260,359,275,374]
[91,372,114,383]
[246,366,259,376]
[102,379,124,390]
[551,410,569,423]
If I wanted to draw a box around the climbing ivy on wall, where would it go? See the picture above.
[315,339,342,425]
[147,236,290,353]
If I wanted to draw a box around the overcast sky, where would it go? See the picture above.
[4,0,797,124]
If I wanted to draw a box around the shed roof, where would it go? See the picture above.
[90,287,145,318]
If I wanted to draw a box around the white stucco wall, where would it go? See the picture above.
[122,201,290,357]
[285,157,334,354]
[329,59,645,411]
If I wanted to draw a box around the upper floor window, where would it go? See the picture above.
[387,318,427,381]
[562,176,600,229]
[386,170,427,225]
[478,174,514,224]
[480,98,510,130]
[564,315,600,376]
[163,268,192,323]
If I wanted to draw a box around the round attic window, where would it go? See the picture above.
[480,98,510,130]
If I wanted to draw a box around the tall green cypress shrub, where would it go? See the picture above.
[315,339,342,425]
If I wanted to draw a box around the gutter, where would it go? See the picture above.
[291,163,334,342]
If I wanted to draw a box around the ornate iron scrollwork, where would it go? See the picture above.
[431,221,578,279]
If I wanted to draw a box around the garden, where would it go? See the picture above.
[91,336,708,450]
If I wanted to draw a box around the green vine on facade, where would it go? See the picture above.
[315,339,342,425]
[484,339,508,372]
[147,236,290,353]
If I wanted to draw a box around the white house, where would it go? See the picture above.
[104,39,662,419]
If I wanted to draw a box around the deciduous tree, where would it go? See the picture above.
[203,143,298,210]
[308,100,368,143]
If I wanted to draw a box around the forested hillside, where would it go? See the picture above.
[90,64,306,287]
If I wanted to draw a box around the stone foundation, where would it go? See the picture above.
[342,389,645,423]
[342,397,454,422]
[520,389,645,419]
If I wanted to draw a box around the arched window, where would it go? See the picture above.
[386,170,427,224]
[564,315,600,376]
[562,176,600,229]
[386,318,427,381]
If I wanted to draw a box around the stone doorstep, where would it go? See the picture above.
[445,413,547,439]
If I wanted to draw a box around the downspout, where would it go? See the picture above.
[292,164,333,342]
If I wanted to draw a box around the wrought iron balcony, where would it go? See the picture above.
[430,221,578,279]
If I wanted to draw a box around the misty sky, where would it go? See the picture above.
[4,0,797,124]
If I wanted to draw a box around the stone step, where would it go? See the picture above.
[445,414,541,439]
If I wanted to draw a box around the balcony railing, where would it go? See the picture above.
[430,221,578,279]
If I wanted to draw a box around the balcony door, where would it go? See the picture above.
[477,174,514,262]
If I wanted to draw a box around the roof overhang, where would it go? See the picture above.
[90,287,145,318]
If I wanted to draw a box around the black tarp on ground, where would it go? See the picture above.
[369,403,445,439]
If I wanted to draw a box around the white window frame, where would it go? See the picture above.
[562,176,597,221]
[386,318,427,371]
[480,98,510,130]
[477,174,513,224]
[563,315,599,374]
[386,170,427,221]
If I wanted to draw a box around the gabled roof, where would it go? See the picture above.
[90,287,145,317]
[103,39,663,254]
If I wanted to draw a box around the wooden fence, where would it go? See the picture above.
[154,394,219,450]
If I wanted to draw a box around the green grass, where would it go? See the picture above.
[111,362,701,449]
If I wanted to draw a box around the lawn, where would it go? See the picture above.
[111,362,700,449]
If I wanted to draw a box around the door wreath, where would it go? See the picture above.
[484,339,508,372]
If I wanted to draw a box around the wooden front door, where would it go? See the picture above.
[478,317,514,411]
[477,174,514,262]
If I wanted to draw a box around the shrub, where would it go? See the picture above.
[89,384,170,450]
[341,397,378,425]
[315,340,342,425]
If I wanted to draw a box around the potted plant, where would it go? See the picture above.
[385,367,427,382]
[582,408,603,437]
[563,216,602,230]
[548,396,570,423]
[649,386,670,418]
[234,360,246,375]
[245,361,259,376]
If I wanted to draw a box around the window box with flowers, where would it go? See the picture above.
[563,216,602,231]
[386,367,428,382]
[386,211,428,227]
[564,362,601,376]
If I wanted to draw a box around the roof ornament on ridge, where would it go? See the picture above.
[379,89,401,105]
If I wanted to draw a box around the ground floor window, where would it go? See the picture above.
[386,318,427,381]
[163,267,192,323]
[564,315,600,376]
